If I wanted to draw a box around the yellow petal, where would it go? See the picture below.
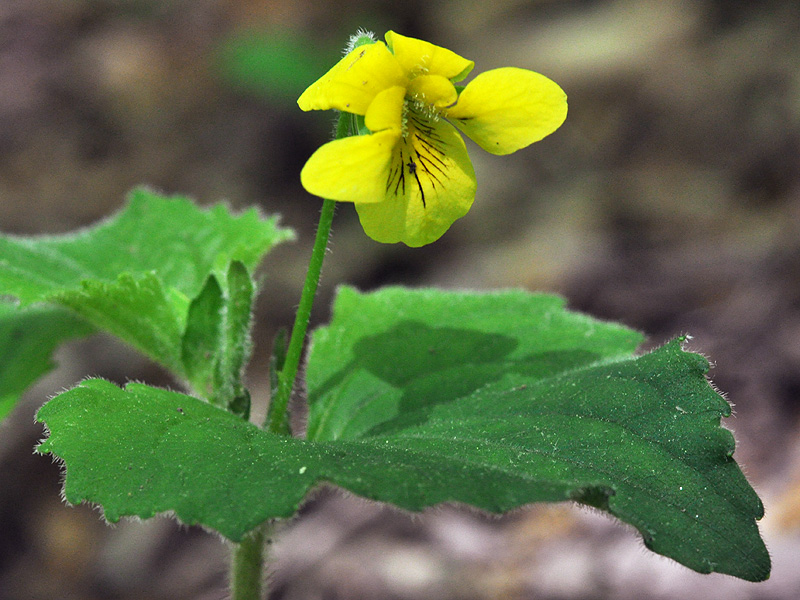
[447,67,567,155]
[407,74,458,109]
[300,130,399,204]
[364,86,406,132]
[297,42,405,115]
[355,113,476,247]
[385,31,474,82]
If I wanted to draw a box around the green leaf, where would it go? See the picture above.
[56,272,187,375]
[214,261,255,417]
[37,379,312,538]
[181,274,225,396]
[305,286,643,441]
[213,261,254,415]
[35,288,770,581]
[0,188,294,378]
[0,302,93,421]
[219,262,255,389]
[181,261,254,414]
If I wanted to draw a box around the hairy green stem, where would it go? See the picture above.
[230,522,269,600]
[266,113,348,435]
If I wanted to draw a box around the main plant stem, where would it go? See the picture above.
[230,524,268,600]
[266,112,348,436]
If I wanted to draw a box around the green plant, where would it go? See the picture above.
[0,30,769,599]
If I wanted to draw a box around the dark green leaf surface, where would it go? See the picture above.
[36,288,770,581]
[0,188,293,377]
[0,303,93,421]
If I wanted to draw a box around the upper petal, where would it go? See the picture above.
[300,130,399,203]
[298,42,405,115]
[385,31,474,82]
[447,67,567,155]
[355,113,476,247]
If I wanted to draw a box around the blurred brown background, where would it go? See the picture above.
[1,0,799,598]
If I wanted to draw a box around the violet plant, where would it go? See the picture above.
[0,30,769,599]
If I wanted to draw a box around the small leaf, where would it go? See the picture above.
[213,261,255,417]
[181,274,225,397]
[0,302,93,421]
[0,188,294,377]
[181,262,255,412]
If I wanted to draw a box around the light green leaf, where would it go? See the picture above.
[212,261,254,417]
[0,302,93,422]
[181,274,225,398]
[181,261,254,413]
[36,288,770,581]
[56,272,186,375]
[0,188,294,378]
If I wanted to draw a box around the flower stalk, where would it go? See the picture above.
[266,112,348,436]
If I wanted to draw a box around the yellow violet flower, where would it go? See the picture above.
[298,31,567,247]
